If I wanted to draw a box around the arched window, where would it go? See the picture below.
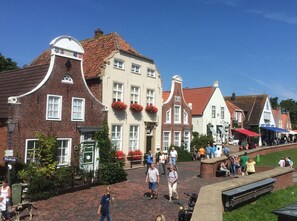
[61,74,73,84]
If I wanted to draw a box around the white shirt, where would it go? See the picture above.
[170,150,178,158]
[159,154,166,164]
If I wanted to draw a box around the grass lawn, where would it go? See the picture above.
[224,148,297,221]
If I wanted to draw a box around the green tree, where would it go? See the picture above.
[280,99,297,129]
[191,134,214,149]
[270,97,279,109]
[0,53,19,72]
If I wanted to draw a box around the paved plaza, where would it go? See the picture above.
[18,161,232,221]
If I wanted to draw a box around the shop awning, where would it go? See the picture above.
[289,130,297,135]
[261,126,289,133]
[209,127,216,135]
[232,128,260,137]
[218,126,226,135]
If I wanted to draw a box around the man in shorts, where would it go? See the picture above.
[145,163,160,199]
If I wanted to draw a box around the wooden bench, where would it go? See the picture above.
[222,178,276,210]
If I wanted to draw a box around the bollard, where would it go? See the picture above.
[256,155,260,163]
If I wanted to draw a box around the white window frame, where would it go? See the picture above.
[163,131,171,151]
[25,139,38,163]
[129,125,139,151]
[211,105,216,118]
[113,83,124,102]
[166,109,171,123]
[146,89,155,106]
[131,86,140,104]
[131,63,141,74]
[57,138,71,166]
[72,97,85,121]
[174,105,181,123]
[147,68,156,78]
[46,95,62,121]
[174,131,181,147]
[221,107,225,119]
[183,110,188,124]
[113,58,124,69]
[61,74,73,84]
[183,130,191,151]
[111,125,122,150]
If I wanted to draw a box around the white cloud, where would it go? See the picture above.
[246,9,297,25]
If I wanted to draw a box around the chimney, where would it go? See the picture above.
[94,28,104,38]
[213,80,219,88]
[231,93,236,101]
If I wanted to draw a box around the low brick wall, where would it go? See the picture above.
[200,143,297,179]
[192,167,294,221]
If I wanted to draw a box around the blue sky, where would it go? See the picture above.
[1,0,297,101]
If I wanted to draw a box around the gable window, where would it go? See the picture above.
[183,110,188,124]
[57,139,71,166]
[131,64,141,74]
[129,125,139,150]
[146,89,155,105]
[113,83,123,102]
[266,101,270,110]
[147,68,156,78]
[174,105,181,123]
[166,109,171,123]
[221,107,225,119]
[113,59,124,69]
[25,139,38,163]
[184,131,190,151]
[72,97,85,121]
[131,86,140,104]
[163,132,171,151]
[61,74,73,84]
[111,125,122,150]
[47,95,62,120]
[174,131,181,146]
[175,96,181,102]
[211,105,216,118]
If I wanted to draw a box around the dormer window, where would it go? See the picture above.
[114,59,124,69]
[61,74,73,84]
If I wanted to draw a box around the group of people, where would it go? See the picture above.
[279,156,294,168]
[219,152,256,177]
[192,143,230,160]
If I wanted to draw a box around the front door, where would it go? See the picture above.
[80,141,95,172]
[146,136,152,153]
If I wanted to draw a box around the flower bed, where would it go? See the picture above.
[130,103,143,112]
[127,149,143,161]
[145,105,158,114]
[116,150,126,161]
[112,101,127,111]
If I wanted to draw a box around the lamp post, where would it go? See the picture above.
[6,118,16,187]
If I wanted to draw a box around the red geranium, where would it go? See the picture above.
[130,103,143,112]
[112,101,127,111]
[116,150,126,161]
[127,149,143,161]
[145,105,158,114]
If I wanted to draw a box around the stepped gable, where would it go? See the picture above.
[183,86,215,116]
[0,64,49,118]
[30,31,148,80]
[225,94,268,125]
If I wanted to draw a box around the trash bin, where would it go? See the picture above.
[12,183,28,205]
[256,155,260,163]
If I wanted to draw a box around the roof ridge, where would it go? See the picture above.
[183,86,213,90]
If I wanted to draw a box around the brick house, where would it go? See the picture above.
[0,36,106,171]
[162,75,192,152]
[31,29,162,156]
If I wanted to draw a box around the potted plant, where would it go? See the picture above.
[116,150,126,161]
[130,103,143,112]
[145,105,158,114]
[112,101,127,111]
[127,150,143,161]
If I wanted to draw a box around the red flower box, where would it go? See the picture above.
[112,101,127,111]
[127,149,143,161]
[145,105,158,114]
[116,150,126,161]
[130,103,143,112]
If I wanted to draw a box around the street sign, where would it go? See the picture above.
[3,156,18,162]
[4,150,13,157]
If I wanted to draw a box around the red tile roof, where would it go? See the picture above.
[31,32,152,80]
[162,91,170,102]
[182,87,215,115]
[226,100,242,115]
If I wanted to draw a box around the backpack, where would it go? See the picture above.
[285,160,290,167]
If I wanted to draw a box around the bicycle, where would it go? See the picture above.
[177,192,198,221]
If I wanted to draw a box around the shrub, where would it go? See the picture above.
[191,134,214,149]
[130,103,143,112]
[98,162,127,184]
[111,101,127,111]
[116,150,126,161]
[145,105,158,114]
[173,146,192,162]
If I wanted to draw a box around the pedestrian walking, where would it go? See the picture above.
[146,150,153,174]
[167,164,178,202]
[0,180,11,221]
[97,186,113,221]
[240,152,249,176]
[159,151,166,175]
[169,147,178,171]
[145,163,160,199]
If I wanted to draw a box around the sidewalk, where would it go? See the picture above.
[19,161,232,221]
